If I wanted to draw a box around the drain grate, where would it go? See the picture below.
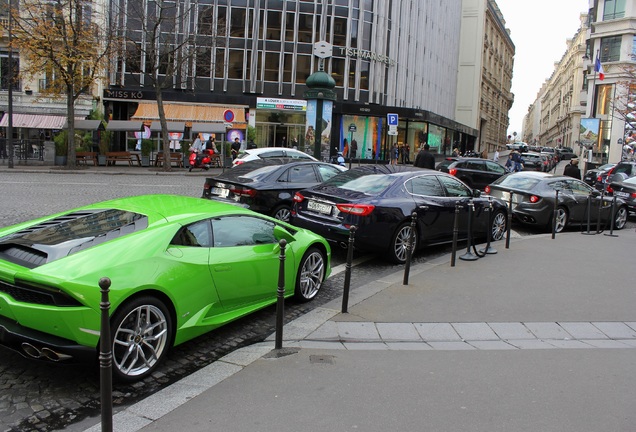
[309,354,335,364]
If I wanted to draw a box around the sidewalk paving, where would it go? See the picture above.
[80,230,636,432]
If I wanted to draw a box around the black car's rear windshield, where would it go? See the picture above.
[321,170,395,195]
[492,175,542,191]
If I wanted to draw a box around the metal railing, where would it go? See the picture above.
[0,138,46,162]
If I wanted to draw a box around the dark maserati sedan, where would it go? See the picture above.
[485,171,628,233]
[202,159,346,221]
[290,165,508,263]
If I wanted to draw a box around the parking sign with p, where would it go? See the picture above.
[387,113,399,126]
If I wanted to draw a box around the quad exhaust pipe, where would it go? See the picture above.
[21,342,73,362]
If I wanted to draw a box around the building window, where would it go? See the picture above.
[228,49,243,79]
[264,52,280,82]
[599,36,621,62]
[0,53,20,91]
[229,7,245,38]
[603,0,625,20]
[295,55,311,85]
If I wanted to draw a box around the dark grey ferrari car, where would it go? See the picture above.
[485,171,628,233]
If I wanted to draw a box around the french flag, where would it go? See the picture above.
[595,58,605,80]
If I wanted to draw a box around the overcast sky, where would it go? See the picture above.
[495,0,589,138]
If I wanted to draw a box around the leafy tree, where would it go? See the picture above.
[6,0,114,168]
[111,0,225,171]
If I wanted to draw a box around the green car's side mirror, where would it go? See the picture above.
[274,225,295,243]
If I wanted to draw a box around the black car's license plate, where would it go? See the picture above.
[614,191,629,198]
[307,200,332,215]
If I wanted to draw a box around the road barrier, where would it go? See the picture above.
[459,200,479,261]
[275,239,287,350]
[505,192,513,249]
[478,197,497,255]
[451,203,461,267]
[583,194,595,235]
[552,189,560,240]
[98,277,113,432]
[605,195,619,237]
[341,226,357,313]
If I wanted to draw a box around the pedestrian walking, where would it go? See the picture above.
[390,143,399,165]
[414,143,436,169]
[563,158,581,179]
[493,149,500,163]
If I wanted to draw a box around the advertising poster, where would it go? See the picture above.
[305,100,317,155]
[320,100,333,161]
[579,118,600,148]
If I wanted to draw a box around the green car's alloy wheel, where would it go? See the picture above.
[111,296,172,382]
[294,248,326,302]
[491,210,507,241]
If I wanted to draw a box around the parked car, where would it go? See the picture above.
[540,147,559,167]
[592,161,636,192]
[484,171,628,232]
[506,142,529,152]
[520,152,549,172]
[233,147,317,167]
[202,159,346,221]
[607,175,636,213]
[583,163,615,187]
[0,195,330,382]
[556,147,577,160]
[291,165,508,264]
[436,157,507,190]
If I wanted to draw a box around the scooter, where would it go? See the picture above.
[188,149,213,171]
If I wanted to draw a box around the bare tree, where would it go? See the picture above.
[111,0,224,171]
[6,0,115,168]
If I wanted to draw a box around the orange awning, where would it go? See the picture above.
[131,102,246,127]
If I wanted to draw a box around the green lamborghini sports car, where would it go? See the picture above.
[0,194,330,381]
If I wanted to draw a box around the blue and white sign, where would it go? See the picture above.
[387,113,399,126]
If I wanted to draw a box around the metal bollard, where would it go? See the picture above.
[459,200,479,261]
[98,277,113,432]
[596,188,605,234]
[341,226,357,313]
[275,239,287,350]
[582,194,595,235]
[552,189,560,239]
[451,203,461,267]
[505,192,513,249]
[479,197,497,255]
[604,195,618,237]
[403,211,419,285]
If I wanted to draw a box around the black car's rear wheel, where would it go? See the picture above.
[613,206,628,230]
[110,296,172,382]
[294,247,326,302]
[491,210,507,241]
[387,222,417,264]
[272,204,292,222]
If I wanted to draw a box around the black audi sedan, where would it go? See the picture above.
[290,165,508,264]
[485,171,628,233]
[202,159,346,221]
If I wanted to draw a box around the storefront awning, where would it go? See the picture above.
[191,123,228,134]
[0,113,67,129]
[106,120,144,131]
[131,102,246,125]
[64,120,105,130]
[149,121,186,133]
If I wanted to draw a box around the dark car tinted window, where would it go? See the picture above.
[259,150,285,159]
[437,175,471,197]
[485,161,505,174]
[320,170,395,195]
[316,164,342,181]
[466,161,483,170]
[614,163,635,176]
[287,165,319,183]
[406,175,445,197]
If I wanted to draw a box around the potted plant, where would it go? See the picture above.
[53,131,68,165]
[98,130,111,166]
[140,139,153,167]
